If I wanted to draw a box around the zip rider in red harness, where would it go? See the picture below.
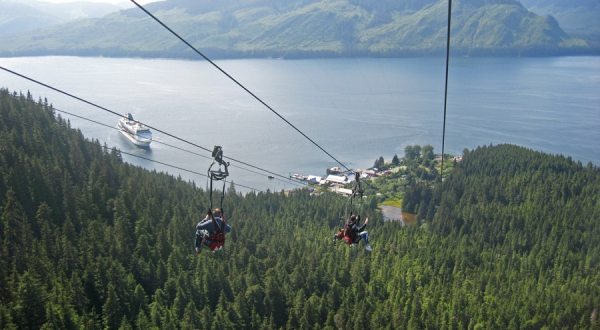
[195,146,232,254]
[334,214,372,251]
[195,208,231,253]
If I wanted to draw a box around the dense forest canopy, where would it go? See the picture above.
[0,89,598,328]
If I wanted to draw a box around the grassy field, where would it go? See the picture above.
[380,198,402,208]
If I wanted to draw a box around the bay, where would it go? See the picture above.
[1,56,598,191]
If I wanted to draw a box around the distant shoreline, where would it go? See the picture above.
[0,47,598,61]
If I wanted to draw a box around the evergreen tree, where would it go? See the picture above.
[103,284,122,330]
[13,272,46,329]
[373,156,385,169]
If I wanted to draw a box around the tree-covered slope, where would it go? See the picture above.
[0,90,598,328]
[520,0,600,35]
[404,144,600,327]
[520,0,600,47]
[0,0,590,58]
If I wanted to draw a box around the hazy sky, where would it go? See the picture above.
[40,0,157,6]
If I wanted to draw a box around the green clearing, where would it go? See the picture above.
[380,198,402,208]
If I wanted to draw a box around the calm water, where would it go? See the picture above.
[1,56,599,191]
[379,206,417,226]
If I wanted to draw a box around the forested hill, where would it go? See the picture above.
[404,144,600,239]
[0,0,590,58]
[1,89,599,328]
[520,0,600,46]
[404,144,600,326]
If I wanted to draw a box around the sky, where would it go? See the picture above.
[39,0,157,6]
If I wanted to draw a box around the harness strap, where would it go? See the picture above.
[204,146,230,252]
[220,174,226,211]
[207,145,230,211]
[206,224,225,251]
[344,171,363,217]
[209,232,225,243]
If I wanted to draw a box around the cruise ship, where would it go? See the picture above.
[117,113,152,148]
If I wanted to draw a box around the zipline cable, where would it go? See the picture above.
[130,0,351,172]
[440,0,452,182]
[0,103,261,192]
[153,140,306,187]
[101,145,262,192]
[50,106,306,187]
[0,65,306,185]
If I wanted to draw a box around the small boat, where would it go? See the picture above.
[327,166,343,175]
[117,113,152,148]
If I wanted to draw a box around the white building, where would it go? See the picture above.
[306,175,322,184]
[332,187,353,196]
[325,174,348,185]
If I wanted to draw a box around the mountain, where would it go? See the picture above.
[1,89,598,328]
[0,1,60,36]
[519,0,600,46]
[0,0,121,37]
[0,0,590,58]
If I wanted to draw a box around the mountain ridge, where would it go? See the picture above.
[519,0,600,46]
[0,0,121,37]
[0,0,592,58]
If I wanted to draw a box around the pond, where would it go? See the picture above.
[379,205,417,226]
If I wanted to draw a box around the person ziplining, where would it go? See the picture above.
[333,172,373,251]
[334,213,372,251]
[195,207,231,254]
[195,146,232,254]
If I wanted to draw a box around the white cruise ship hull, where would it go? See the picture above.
[117,116,152,148]
[118,129,152,148]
